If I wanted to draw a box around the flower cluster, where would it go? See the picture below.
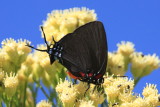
[42,7,97,42]
[107,41,160,81]
[55,76,160,107]
[130,53,160,78]
[56,79,105,107]
[1,39,31,73]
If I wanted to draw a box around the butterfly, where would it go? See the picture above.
[27,21,108,87]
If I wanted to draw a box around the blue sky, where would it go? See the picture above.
[0,0,160,103]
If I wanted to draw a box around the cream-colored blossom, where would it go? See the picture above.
[17,39,31,55]
[107,52,125,75]
[36,100,52,107]
[141,54,160,77]
[130,52,160,78]
[32,44,48,63]
[59,87,77,107]
[117,41,135,56]
[130,52,146,78]
[145,95,160,107]
[79,100,94,107]
[2,38,31,56]
[56,79,77,107]
[18,63,31,81]
[112,77,134,93]
[142,83,158,97]
[17,54,35,82]
[56,79,73,93]
[119,92,135,103]
[89,89,105,106]
[120,102,134,107]
[4,73,18,97]
[1,38,31,73]
[103,74,115,87]
[42,7,97,42]
[2,38,18,62]
[105,85,120,103]
[75,82,88,95]
[132,96,149,107]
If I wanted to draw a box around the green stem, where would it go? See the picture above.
[39,85,50,99]
[34,86,38,107]
[134,77,141,87]
[9,98,13,107]
[22,81,28,107]
[49,89,57,107]
[34,80,50,100]
[0,102,2,107]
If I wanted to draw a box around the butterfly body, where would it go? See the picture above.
[27,21,108,85]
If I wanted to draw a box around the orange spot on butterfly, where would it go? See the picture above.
[95,74,103,79]
[67,71,79,79]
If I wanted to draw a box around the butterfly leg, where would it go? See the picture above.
[113,75,128,78]
[92,85,97,94]
[84,83,90,96]
[73,79,77,84]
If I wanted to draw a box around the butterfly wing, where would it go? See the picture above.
[59,21,108,78]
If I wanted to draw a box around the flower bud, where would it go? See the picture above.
[4,73,18,97]
[36,100,52,107]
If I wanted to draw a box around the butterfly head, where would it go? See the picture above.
[48,42,63,64]
[26,26,63,65]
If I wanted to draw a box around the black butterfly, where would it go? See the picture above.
[27,21,108,86]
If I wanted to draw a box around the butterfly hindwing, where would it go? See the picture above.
[59,21,107,78]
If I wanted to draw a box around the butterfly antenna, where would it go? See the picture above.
[52,36,56,43]
[25,42,47,52]
[40,26,51,52]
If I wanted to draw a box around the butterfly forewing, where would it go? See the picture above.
[59,21,107,78]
